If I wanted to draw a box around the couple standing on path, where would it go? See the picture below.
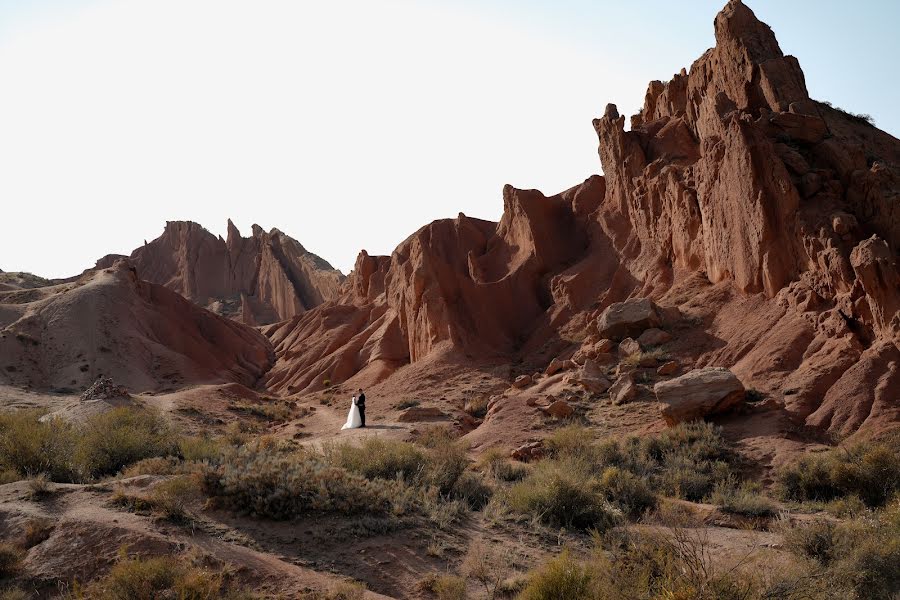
[340,388,367,430]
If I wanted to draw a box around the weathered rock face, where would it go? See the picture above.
[655,368,746,425]
[0,259,274,392]
[105,221,344,325]
[261,0,899,437]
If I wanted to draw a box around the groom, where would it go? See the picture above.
[357,388,366,427]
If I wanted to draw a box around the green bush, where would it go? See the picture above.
[327,438,427,482]
[508,459,620,531]
[711,480,777,518]
[0,410,78,481]
[75,407,178,480]
[518,550,597,600]
[0,408,179,483]
[778,441,900,508]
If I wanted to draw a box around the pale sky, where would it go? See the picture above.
[1,0,897,278]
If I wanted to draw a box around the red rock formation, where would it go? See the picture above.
[100,221,344,325]
[0,259,273,392]
[263,1,898,436]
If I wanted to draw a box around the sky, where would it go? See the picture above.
[1,0,897,278]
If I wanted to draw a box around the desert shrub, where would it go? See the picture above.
[314,582,366,600]
[75,407,178,480]
[27,473,52,499]
[22,517,54,548]
[518,549,597,600]
[417,574,466,600]
[203,443,405,519]
[414,425,459,449]
[0,410,78,481]
[461,540,513,599]
[0,470,19,485]
[395,399,420,410]
[825,494,868,518]
[544,424,595,459]
[0,544,21,578]
[0,588,28,600]
[328,438,427,482]
[508,459,620,531]
[140,475,201,520]
[778,441,900,508]
[426,441,468,495]
[479,448,527,482]
[463,396,489,418]
[597,467,657,519]
[451,471,493,510]
[783,519,842,565]
[122,457,180,477]
[76,553,251,600]
[178,435,225,462]
[711,480,777,518]
[328,437,467,496]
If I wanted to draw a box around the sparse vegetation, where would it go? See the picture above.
[778,440,900,508]
[821,100,876,126]
[711,480,777,518]
[479,448,528,482]
[73,552,252,599]
[0,544,22,579]
[463,396,489,418]
[22,517,54,548]
[518,549,596,600]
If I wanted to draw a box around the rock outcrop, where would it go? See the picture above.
[99,221,345,325]
[258,1,899,436]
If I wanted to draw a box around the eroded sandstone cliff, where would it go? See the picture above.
[263,0,898,436]
[98,220,345,325]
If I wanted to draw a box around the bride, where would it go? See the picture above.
[341,394,362,430]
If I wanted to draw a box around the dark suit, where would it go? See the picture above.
[357,393,366,427]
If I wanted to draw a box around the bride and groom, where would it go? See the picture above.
[340,388,367,430]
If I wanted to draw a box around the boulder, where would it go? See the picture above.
[512,374,533,389]
[654,368,745,425]
[618,337,642,357]
[657,361,679,376]
[568,360,612,394]
[609,373,638,405]
[545,358,566,376]
[597,298,662,340]
[542,399,574,419]
[637,328,672,346]
[398,406,447,423]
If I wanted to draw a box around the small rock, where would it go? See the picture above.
[397,406,447,423]
[512,441,544,462]
[638,355,658,368]
[609,373,637,405]
[545,357,566,376]
[512,374,533,389]
[542,399,574,419]
[657,361,679,376]
[619,338,642,357]
[637,328,672,346]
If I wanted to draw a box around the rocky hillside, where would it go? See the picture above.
[0,259,274,392]
[262,0,899,437]
[97,220,345,325]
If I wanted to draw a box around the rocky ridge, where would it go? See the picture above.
[262,0,898,437]
[97,220,345,325]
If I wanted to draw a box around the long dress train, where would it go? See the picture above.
[341,396,362,430]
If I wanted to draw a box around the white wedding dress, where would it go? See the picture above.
[341,396,362,430]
